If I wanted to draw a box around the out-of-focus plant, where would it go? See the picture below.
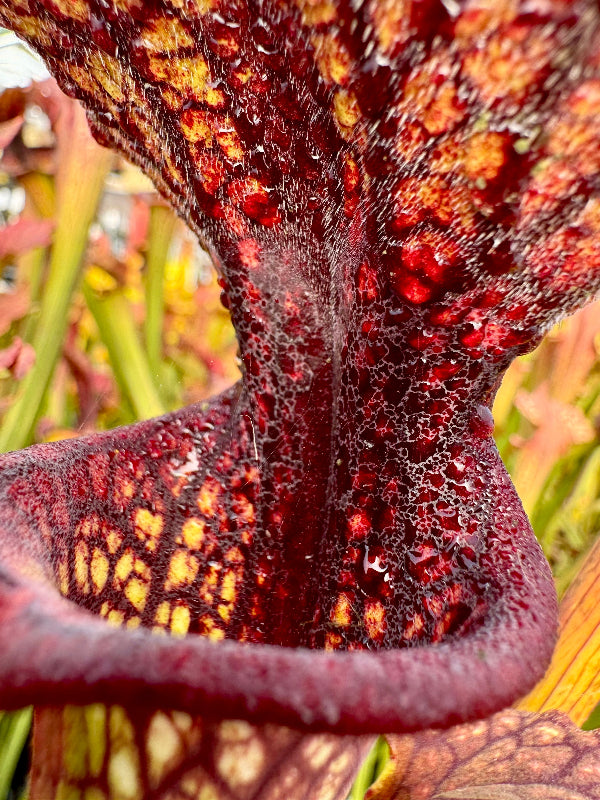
[0,75,239,799]
[0,77,239,448]
[495,305,600,597]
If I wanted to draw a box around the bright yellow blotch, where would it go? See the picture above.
[114,551,134,588]
[155,600,171,627]
[325,631,343,650]
[313,33,351,85]
[331,593,353,627]
[464,131,507,182]
[180,517,206,549]
[106,527,123,555]
[421,83,464,136]
[139,16,194,52]
[206,86,226,109]
[197,478,221,516]
[220,569,237,604]
[233,65,253,85]
[76,515,99,539]
[171,604,191,637]
[164,151,186,185]
[333,89,360,135]
[49,0,89,22]
[58,559,69,596]
[146,712,183,788]
[125,578,149,612]
[371,0,412,53]
[1,14,48,48]
[107,609,125,627]
[85,704,107,779]
[343,154,360,191]
[74,541,90,595]
[217,728,265,788]
[161,87,184,111]
[200,615,225,641]
[295,0,337,25]
[166,549,199,590]
[225,546,244,564]
[148,54,211,103]
[217,569,238,622]
[63,706,89,780]
[241,530,252,545]
[364,600,386,641]
[108,708,141,800]
[199,564,220,604]
[213,117,244,161]
[91,548,109,594]
[166,0,215,10]
[134,508,163,552]
[180,108,213,146]
[114,477,135,506]
[89,51,129,102]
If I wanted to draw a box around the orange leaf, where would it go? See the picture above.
[518,535,600,724]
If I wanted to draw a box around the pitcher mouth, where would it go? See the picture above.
[0,403,556,735]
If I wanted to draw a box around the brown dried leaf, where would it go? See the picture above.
[369,711,600,800]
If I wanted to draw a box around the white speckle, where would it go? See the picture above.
[171,449,199,478]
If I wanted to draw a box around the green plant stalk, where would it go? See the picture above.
[144,204,176,378]
[83,283,166,421]
[0,707,33,800]
[18,172,57,344]
[0,104,111,454]
[349,736,389,800]
[538,446,600,548]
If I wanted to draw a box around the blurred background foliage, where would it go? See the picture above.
[0,64,240,454]
[2,29,600,800]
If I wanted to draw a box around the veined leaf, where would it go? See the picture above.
[368,711,600,800]
[518,535,600,724]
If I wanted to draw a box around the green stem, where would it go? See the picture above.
[0,708,33,800]
[83,283,165,421]
[0,106,111,453]
[348,737,389,800]
[144,204,176,378]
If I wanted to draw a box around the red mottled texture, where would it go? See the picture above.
[0,0,599,732]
